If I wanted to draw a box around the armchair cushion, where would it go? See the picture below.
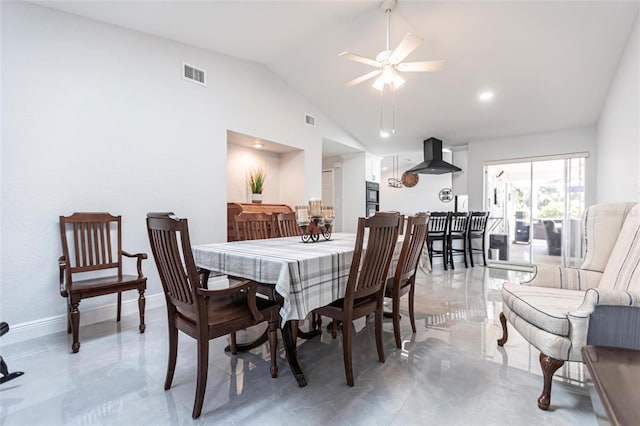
[599,204,640,291]
[502,283,585,337]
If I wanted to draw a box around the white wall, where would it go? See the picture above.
[1,2,365,333]
[339,154,366,232]
[596,14,640,203]
[452,149,469,196]
[466,127,597,210]
[379,151,455,214]
[227,143,283,204]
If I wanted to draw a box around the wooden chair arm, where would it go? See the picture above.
[59,255,68,297]
[195,280,262,322]
[122,250,147,279]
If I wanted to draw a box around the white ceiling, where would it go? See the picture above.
[34,1,639,156]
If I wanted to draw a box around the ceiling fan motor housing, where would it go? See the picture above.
[380,0,397,13]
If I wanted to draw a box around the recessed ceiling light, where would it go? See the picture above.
[253,141,263,149]
[382,166,388,171]
[380,130,390,138]
[479,91,494,102]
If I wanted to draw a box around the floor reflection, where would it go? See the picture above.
[1,265,595,425]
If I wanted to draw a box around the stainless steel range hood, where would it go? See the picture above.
[405,137,461,174]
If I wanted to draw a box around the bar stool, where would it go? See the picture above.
[467,211,490,267]
[446,212,470,269]
[427,212,449,270]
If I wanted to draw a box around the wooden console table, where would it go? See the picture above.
[582,345,640,426]
[227,202,293,241]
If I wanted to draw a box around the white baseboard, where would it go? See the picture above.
[1,293,165,346]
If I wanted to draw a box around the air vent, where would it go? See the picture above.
[182,62,206,86]
[305,114,316,127]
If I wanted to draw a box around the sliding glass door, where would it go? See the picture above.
[484,155,586,267]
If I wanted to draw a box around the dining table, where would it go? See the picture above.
[193,232,430,387]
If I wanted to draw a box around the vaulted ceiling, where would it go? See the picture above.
[35,1,639,155]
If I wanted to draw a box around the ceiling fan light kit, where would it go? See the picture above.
[340,0,444,138]
[340,0,444,92]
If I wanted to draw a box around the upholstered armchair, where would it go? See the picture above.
[497,202,640,410]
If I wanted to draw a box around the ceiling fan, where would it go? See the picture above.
[339,0,444,91]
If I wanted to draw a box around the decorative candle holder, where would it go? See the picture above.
[297,202,333,243]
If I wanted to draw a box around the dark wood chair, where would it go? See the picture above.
[467,211,490,267]
[426,212,449,270]
[384,212,429,348]
[233,212,273,240]
[274,212,302,237]
[58,212,147,353]
[446,212,470,269]
[146,213,279,419]
[313,212,400,386]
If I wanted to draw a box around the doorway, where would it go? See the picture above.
[484,155,586,267]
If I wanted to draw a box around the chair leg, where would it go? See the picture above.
[409,282,416,334]
[138,289,146,333]
[497,312,508,346]
[70,302,80,353]
[482,236,487,266]
[268,313,279,378]
[463,236,468,268]
[67,302,72,334]
[331,319,338,339]
[375,308,385,363]
[392,295,402,349]
[117,292,122,322]
[192,336,209,419]
[230,332,238,355]
[165,320,178,390]
[342,319,354,386]
[448,238,455,270]
[538,353,564,410]
[468,237,475,268]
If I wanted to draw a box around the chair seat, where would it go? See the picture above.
[177,293,278,327]
[501,283,585,336]
[314,295,377,320]
[69,274,145,296]
[384,276,411,295]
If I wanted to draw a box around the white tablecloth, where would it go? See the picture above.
[194,233,360,323]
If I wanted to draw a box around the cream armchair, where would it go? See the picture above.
[497,202,640,410]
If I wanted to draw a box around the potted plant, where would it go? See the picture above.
[247,166,266,203]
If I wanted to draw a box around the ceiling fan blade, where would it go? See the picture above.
[339,52,381,67]
[345,70,381,87]
[397,60,445,72]
[389,33,423,64]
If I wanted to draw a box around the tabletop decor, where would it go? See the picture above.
[295,201,334,242]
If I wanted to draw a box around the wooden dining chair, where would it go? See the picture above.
[467,211,490,266]
[58,212,147,353]
[384,212,430,348]
[146,213,279,419]
[446,212,470,269]
[313,212,400,386]
[426,212,449,270]
[233,212,273,240]
[274,212,303,237]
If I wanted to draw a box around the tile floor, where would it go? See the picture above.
[1,265,597,425]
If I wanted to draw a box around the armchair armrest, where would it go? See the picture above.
[59,255,68,297]
[122,250,148,279]
[567,289,640,356]
[523,264,602,290]
[195,279,262,321]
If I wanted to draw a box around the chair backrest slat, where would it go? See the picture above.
[448,212,469,233]
[468,211,489,233]
[396,213,430,282]
[60,213,122,275]
[275,212,302,237]
[345,212,400,303]
[234,212,272,241]
[428,212,449,235]
[147,213,200,311]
